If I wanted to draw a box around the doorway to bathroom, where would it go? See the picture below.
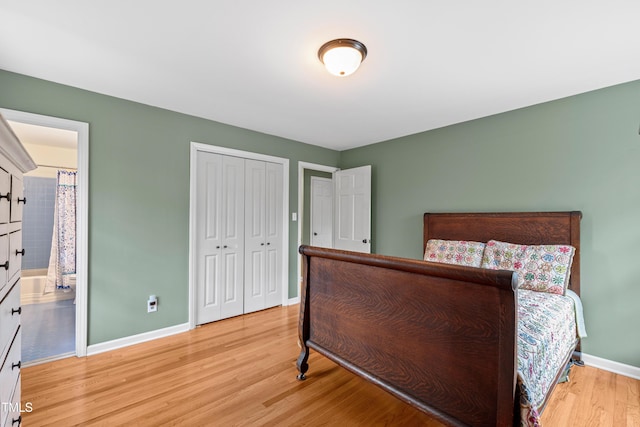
[1,108,88,365]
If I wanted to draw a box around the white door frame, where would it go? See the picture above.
[189,142,289,329]
[296,162,339,298]
[1,108,89,358]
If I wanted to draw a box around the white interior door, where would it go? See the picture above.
[195,152,244,324]
[310,176,333,248]
[333,165,371,253]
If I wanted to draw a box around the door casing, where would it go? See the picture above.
[1,108,89,358]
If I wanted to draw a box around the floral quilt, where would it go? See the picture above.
[517,289,578,426]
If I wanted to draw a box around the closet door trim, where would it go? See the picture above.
[188,142,289,329]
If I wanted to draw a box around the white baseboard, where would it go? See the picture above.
[582,353,640,380]
[87,323,190,356]
[287,297,300,305]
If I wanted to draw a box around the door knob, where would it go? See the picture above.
[362,239,369,244]
[313,232,318,236]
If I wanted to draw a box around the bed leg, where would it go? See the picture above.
[572,350,584,366]
[296,345,309,380]
[297,249,311,381]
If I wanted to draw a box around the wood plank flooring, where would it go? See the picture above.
[22,305,640,426]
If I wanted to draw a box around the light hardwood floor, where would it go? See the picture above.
[22,305,639,426]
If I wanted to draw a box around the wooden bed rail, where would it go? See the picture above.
[297,245,520,426]
[299,245,518,291]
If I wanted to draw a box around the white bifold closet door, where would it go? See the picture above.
[244,159,283,314]
[196,153,245,324]
[195,152,283,325]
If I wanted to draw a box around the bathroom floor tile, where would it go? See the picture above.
[21,299,75,363]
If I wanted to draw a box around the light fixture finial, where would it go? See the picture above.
[318,38,367,77]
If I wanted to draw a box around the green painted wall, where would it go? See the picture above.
[0,70,339,345]
[3,68,638,370]
[340,79,640,368]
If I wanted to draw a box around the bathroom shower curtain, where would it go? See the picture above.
[45,170,77,294]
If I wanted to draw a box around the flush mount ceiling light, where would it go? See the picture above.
[318,38,367,77]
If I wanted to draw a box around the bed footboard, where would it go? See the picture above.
[297,245,519,427]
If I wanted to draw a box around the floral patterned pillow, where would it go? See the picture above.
[480,240,527,271]
[424,239,486,267]
[519,244,575,295]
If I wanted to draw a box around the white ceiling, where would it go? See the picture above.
[1,1,639,151]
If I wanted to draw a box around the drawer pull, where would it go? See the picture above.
[12,416,21,425]
[0,260,8,270]
[0,192,10,201]
[12,361,21,370]
[12,307,21,315]
[17,197,26,204]
[16,249,25,256]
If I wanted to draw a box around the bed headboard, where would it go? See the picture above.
[423,211,582,295]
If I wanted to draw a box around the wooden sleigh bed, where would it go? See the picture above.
[296,211,583,427]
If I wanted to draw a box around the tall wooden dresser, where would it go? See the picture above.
[0,113,36,427]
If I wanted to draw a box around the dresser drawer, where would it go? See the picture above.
[0,281,20,363]
[9,176,23,224]
[0,234,8,296]
[2,376,21,427]
[0,328,21,427]
[0,169,9,224]
[7,232,21,284]
[0,327,21,408]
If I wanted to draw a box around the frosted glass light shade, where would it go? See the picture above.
[318,39,367,77]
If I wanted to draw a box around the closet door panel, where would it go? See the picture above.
[248,250,265,296]
[196,153,244,324]
[196,153,223,323]
[220,250,242,318]
[219,156,244,319]
[265,162,283,308]
[196,151,284,322]
[202,254,219,306]
[244,160,266,314]
[266,247,278,294]
[221,157,245,250]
